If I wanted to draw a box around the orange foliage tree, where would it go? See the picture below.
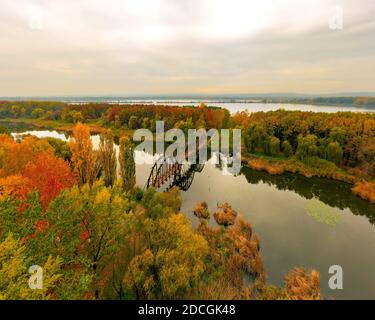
[0,175,33,201]
[23,152,76,210]
[0,136,53,177]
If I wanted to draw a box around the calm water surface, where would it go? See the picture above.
[11,130,375,299]
[68,100,375,114]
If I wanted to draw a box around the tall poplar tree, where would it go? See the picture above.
[98,129,117,187]
[119,137,136,192]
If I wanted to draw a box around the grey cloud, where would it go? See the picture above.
[0,0,374,95]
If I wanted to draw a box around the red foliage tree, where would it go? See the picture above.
[23,152,77,210]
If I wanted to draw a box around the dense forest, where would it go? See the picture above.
[1,101,374,202]
[0,124,320,300]
[0,101,230,130]
[233,110,375,203]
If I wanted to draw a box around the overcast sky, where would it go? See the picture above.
[1,0,374,96]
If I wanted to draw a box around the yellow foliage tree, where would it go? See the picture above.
[124,213,208,299]
[0,234,62,300]
[70,123,97,186]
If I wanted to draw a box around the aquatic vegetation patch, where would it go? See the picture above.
[304,200,343,227]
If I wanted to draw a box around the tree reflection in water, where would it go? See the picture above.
[241,166,375,224]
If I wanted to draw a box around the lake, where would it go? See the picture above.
[11,130,375,299]
[67,99,375,114]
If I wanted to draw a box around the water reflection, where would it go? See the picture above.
[241,167,375,225]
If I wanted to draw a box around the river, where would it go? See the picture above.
[10,130,375,299]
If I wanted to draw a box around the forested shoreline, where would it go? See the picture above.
[1,101,374,202]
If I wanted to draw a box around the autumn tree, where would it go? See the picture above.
[0,126,9,135]
[265,136,280,156]
[0,234,63,300]
[358,137,375,177]
[23,152,76,210]
[0,192,91,299]
[244,124,269,153]
[296,134,318,163]
[330,127,346,146]
[44,137,72,160]
[98,130,117,187]
[0,136,53,178]
[0,175,33,202]
[142,117,150,129]
[31,108,44,119]
[326,141,343,165]
[119,137,136,192]
[199,102,207,109]
[282,140,293,157]
[70,123,97,186]
[128,116,138,130]
[124,213,208,299]
[45,181,131,298]
[71,111,84,123]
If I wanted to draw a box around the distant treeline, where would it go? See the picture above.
[0,101,231,131]
[266,96,375,107]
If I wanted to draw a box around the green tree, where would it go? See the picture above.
[0,125,9,135]
[45,182,131,299]
[142,117,150,129]
[124,213,208,299]
[119,137,136,192]
[31,108,45,119]
[44,137,72,160]
[244,124,269,153]
[128,116,138,130]
[268,136,280,156]
[176,118,194,135]
[282,140,293,157]
[296,134,318,162]
[330,127,346,146]
[11,105,21,117]
[43,110,55,120]
[0,234,63,300]
[98,130,117,187]
[326,141,343,165]
[71,111,84,123]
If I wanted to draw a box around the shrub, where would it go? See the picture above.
[213,203,237,226]
[0,125,10,135]
[194,202,210,219]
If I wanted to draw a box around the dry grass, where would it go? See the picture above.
[284,268,320,300]
[193,202,210,219]
[352,181,375,204]
[246,158,285,175]
[213,202,238,226]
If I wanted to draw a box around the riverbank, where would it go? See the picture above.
[2,117,374,204]
[0,117,135,138]
[0,117,104,133]
[241,153,375,204]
